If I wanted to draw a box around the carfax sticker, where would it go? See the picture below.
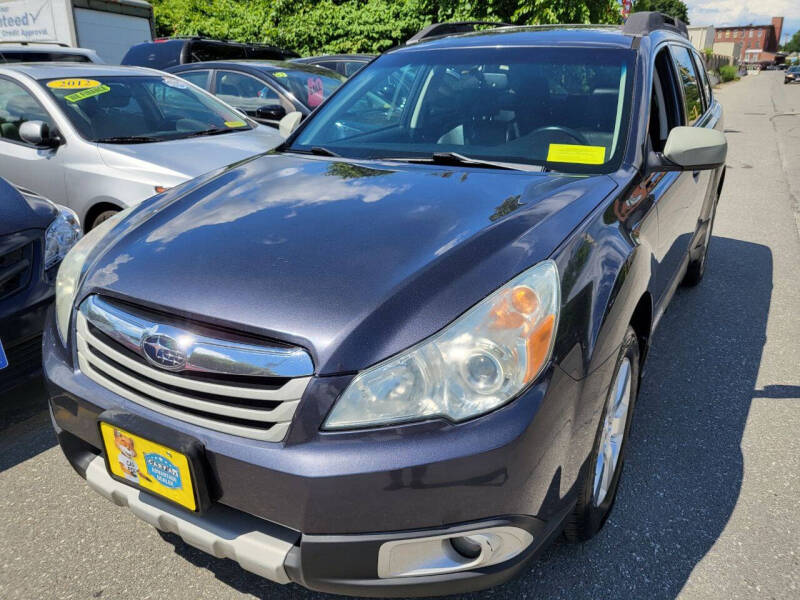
[546,143,606,165]
[273,71,287,78]
[47,78,101,90]
[64,85,111,103]
[224,120,247,128]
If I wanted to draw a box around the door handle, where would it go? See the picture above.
[692,170,700,181]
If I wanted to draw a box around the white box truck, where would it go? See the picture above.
[0,0,153,64]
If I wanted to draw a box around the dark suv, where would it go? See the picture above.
[45,13,726,597]
[1,180,80,393]
[121,37,298,70]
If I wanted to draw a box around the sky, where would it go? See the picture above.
[687,1,799,44]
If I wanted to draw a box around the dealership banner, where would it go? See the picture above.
[0,0,56,42]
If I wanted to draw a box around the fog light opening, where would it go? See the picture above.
[377,525,534,579]
[450,535,485,560]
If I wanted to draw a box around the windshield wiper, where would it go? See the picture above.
[383,152,541,172]
[183,128,241,138]
[95,136,160,144]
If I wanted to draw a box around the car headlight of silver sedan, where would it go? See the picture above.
[323,260,560,430]
[55,208,132,345]
[44,205,82,270]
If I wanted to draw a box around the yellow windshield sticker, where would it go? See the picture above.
[273,71,287,77]
[224,120,247,128]
[64,85,111,103]
[47,78,101,90]
[546,144,606,165]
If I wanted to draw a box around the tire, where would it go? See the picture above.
[90,209,120,231]
[564,326,640,542]
[682,194,718,287]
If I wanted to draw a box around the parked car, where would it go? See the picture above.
[167,61,345,127]
[784,65,800,83]
[0,63,281,231]
[0,42,102,64]
[292,53,375,77]
[44,12,726,597]
[0,179,80,393]
[121,37,298,70]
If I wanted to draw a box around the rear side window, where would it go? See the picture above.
[177,70,211,90]
[122,41,182,68]
[0,51,91,63]
[188,41,247,62]
[692,51,712,109]
[671,45,703,125]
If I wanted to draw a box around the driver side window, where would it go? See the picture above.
[648,49,683,153]
[0,78,53,145]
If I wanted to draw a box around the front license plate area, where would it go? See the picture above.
[98,411,210,512]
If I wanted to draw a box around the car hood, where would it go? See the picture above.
[0,179,57,236]
[97,126,282,181]
[81,154,616,374]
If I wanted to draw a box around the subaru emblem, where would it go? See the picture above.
[141,334,187,371]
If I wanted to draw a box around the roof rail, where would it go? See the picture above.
[406,21,513,44]
[622,11,689,38]
[0,40,70,47]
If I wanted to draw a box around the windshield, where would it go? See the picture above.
[268,68,344,108]
[291,47,635,172]
[43,75,252,143]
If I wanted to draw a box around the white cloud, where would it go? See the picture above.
[688,0,799,42]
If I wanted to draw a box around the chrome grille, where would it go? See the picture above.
[76,295,313,442]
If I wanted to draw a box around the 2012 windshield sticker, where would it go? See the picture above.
[47,79,100,90]
[64,85,111,103]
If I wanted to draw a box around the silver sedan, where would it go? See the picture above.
[0,63,281,230]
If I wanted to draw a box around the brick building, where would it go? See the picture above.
[713,17,783,65]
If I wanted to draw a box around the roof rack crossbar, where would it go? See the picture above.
[0,41,69,47]
[406,21,513,44]
[622,11,689,39]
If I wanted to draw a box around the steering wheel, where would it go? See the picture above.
[528,125,590,146]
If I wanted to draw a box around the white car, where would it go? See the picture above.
[0,42,102,63]
[0,63,282,230]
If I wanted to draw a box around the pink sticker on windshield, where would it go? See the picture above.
[307,77,324,107]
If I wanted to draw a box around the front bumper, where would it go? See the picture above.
[77,454,558,597]
[44,308,612,595]
[0,283,53,393]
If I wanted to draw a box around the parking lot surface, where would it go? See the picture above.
[1,71,798,600]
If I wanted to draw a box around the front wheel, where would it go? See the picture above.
[89,209,120,231]
[564,327,640,542]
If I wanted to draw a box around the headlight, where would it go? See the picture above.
[44,205,82,270]
[323,260,560,430]
[55,208,132,345]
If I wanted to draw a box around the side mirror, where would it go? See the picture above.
[278,111,303,139]
[648,126,726,173]
[19,120,60,148]
[255,105,287,121]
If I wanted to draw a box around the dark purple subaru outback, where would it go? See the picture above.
[45,14,726,597]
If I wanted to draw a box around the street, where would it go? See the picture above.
[1,70,798,600]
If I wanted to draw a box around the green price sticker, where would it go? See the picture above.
[64,85,111,103]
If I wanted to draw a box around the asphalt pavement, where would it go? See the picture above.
[1,71,798,600]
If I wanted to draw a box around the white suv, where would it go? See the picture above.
[0,43,102,64]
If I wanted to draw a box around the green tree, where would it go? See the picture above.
[630,0,689,24]
[150,0,623,55]
[782,30,800,53]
